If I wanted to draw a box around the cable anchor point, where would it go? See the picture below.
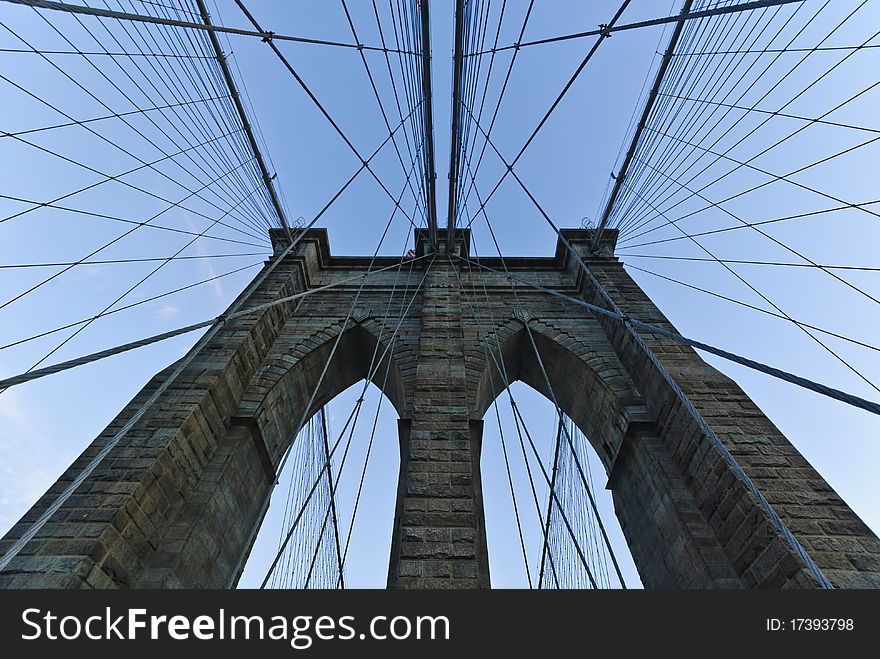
[261,31,275,43]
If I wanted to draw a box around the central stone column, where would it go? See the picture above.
[387,257,490,588]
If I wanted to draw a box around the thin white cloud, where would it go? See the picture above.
[156,303,179,320]
[182,213,224,301]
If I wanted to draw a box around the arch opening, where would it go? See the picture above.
[230,319,408,589]
[475,325,637,473]
[237,378,401,589]
[480,382,641,588]
[473,324,643,588]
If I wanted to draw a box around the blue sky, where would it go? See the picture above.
[1,0,878,588]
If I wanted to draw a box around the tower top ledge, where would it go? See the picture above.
[268,226,619,267]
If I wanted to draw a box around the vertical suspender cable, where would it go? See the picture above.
[319,407,345,588]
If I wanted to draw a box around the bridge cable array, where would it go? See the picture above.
[0,0,878,588]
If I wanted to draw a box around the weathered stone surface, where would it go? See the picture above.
[1,227,878,589]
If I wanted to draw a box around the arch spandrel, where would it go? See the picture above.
[236,318,411,468]
[4,228,879,590]
[469,313,747,588]
[471,312,649,473]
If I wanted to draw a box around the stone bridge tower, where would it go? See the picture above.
[2,227,879,589]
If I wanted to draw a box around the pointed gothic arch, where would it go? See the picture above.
[238,319,408,469]
[237,376,403,589]
[472,318,748,588]
[3,228,878,589]
[474,319,639,471]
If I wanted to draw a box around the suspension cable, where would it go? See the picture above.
[3,0,416,53]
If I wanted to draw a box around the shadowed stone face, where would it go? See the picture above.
[1,228,878,589]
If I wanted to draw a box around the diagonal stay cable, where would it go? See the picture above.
[0,92,230,139]
[623,253,880,273]
[16,181,268,378]
[194,0,291,234]
[466,0,807,56]
[620,6,874,240]
[672,42,880,57]
[461,96,880,401]
[90,1,277,233]
[0,154,261,312]
[0,111,427,391]
[458,0,631,233]
[655,92,880,135]
[5,18,271,236]
[0,191,267,248]
[0,252,264,270]
[0,114,426,571]
[2,0,418,53]
[608,1,869,235]
[0,260,263,352]
[610,0,809,236]
[594,0,696,245]
[0,46,217,58]
[149,0,279,229]
[0,94,255,237]
[631,128,880,308]
[338,0,428,226]
[0,119,264,242]
[448,248,556,588]
[617,199,880,249]
[620,261,880,354]
[1,85,422,315]
[260,256,434,589]
[610,0,831,236]
[460,185,627,588]
[233,0,419,229]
